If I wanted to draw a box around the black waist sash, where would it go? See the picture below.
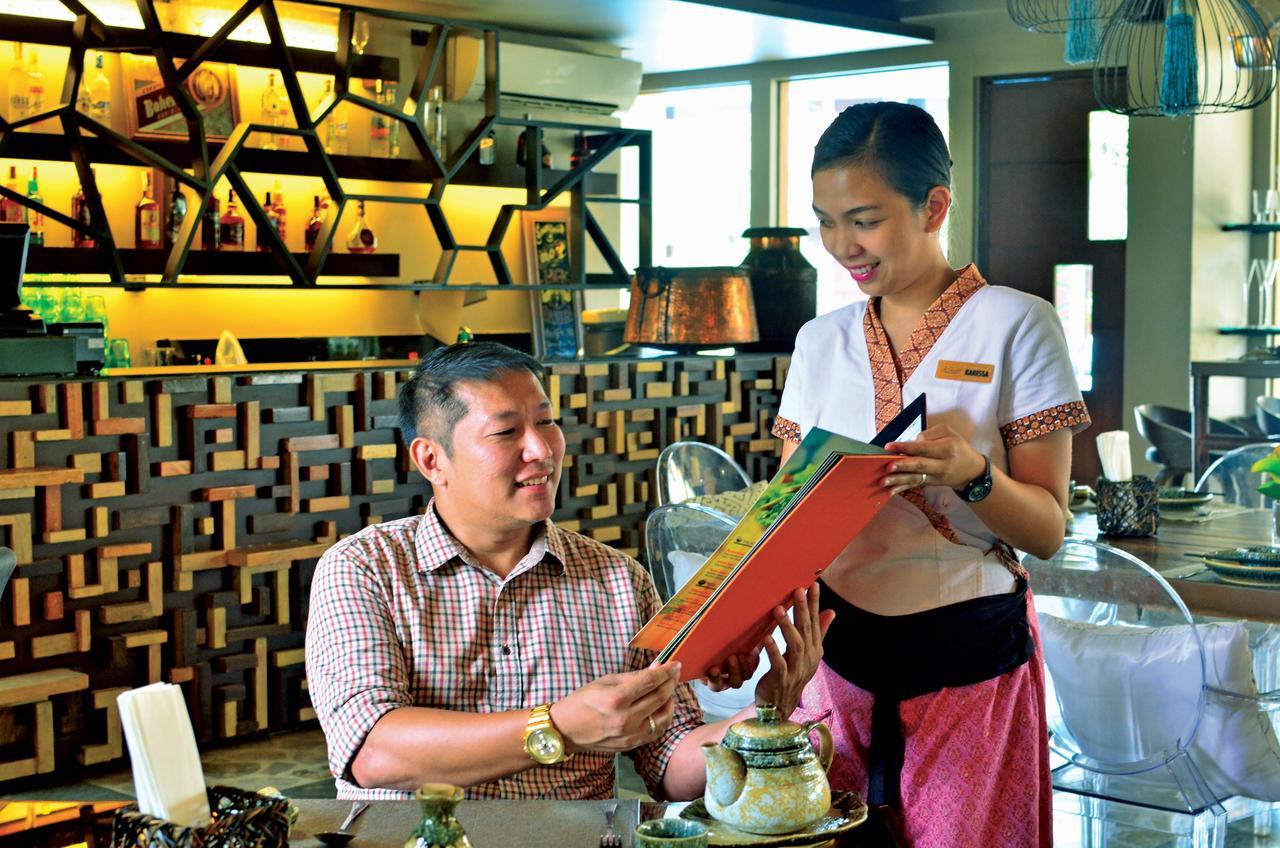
[817,577,1033,809]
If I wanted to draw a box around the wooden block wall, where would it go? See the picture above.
[0,355,786,786]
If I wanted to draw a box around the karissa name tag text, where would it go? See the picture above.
[936,360,995,383]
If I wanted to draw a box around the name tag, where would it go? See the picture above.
[936,360,995,383]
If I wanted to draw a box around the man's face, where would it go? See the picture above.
[417,369,565,532]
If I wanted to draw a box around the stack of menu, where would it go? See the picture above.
[632,396,927,681]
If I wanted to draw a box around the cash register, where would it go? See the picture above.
[0,223,105,376]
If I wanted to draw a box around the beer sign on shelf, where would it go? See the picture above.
[122,54,239,141]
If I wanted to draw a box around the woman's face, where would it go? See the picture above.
[811,161,948,300]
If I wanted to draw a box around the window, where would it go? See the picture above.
[618,84,752,269]
[780,65,949,315]
[1054,263,1094,392]
[1088,110,1128,241]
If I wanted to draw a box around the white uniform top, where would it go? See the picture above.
[773,268,1089,615]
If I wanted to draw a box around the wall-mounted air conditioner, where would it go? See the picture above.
[446,35,643,117]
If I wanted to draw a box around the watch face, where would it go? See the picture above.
[967,480,993,502]
[527,728,564,764]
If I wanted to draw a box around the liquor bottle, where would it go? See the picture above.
[271,180,287,243]
[218,189,245,251]
[88,53,111,123]
[514,113,530,167]
[256,191,281,251]
[7,44,29,122]
[26,167,43,245]
[261,72,285,150]
[71,170,96,248]
[136,171,162,249]
[165,181,187,249]
[370,80,390,157]
[318,78,348,155]
[1,167,24,223]
[304,194,323,250]
[541,138,552,169]
[426,85,446,154]
[25,47,44,127]
[201,193,220,250]
[570,131,589,170]
[345,200,377,254]
[477,130,495,166]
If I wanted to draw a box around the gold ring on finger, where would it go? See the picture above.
[647,715,658,738]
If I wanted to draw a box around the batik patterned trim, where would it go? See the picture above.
[999,401,1091,448]
[863,264,988,432]
[772,416,802,444]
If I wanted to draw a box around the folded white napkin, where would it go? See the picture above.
[1096,430,1132,482]
[117,683,211,827]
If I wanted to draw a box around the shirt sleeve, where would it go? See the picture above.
[998,298,1091,447]
[304,539,411,785]
[624,565,703,800]
[771,331,808,444]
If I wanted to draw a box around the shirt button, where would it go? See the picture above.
[501,644,512,655]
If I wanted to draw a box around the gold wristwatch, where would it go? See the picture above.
[523,703,569,765]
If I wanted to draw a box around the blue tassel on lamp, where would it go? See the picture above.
[1161,0,1200,116]
[1065,0,1099,64]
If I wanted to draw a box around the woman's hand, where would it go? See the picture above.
[753,584,835,717]
[883,425,986,496]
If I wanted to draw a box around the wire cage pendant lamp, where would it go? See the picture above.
[1007,0,1127,63]
[1093,0,1276,116]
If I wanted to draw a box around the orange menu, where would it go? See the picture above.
[632,396,925,682]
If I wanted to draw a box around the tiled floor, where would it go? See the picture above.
[3,727,1276,847]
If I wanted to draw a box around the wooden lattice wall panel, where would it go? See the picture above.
[0,355,786,786]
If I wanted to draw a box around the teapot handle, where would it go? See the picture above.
[804,721,834,773]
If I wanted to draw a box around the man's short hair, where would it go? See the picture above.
[397,342,544,455]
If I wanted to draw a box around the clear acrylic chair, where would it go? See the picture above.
[655,441,752,507]
[1256,396,1280,437]
[643,501,773,721]
[1025,538,1280,847]
[1192,442,1278,508]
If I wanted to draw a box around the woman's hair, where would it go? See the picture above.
[811,101,952,208]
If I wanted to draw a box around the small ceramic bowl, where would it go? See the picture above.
[635,818,709,848]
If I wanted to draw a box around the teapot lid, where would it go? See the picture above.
[722,703,811,753]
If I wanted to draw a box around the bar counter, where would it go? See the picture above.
[0,353,787,791]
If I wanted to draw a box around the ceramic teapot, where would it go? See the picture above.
[700,703,834,835]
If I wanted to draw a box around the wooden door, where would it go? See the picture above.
[977,71,1124,482]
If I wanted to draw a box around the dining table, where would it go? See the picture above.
[1039,506,1280,623]
[0,797,907,848]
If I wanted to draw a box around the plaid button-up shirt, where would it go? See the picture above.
[304,501,702,800]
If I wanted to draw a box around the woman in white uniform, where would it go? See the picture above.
[773,101,1089,847]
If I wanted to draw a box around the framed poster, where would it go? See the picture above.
[522,208,583,360]
[122,55,239,140]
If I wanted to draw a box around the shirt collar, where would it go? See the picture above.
[415,499,570,578]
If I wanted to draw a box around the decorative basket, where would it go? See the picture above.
[1095,475,1159,538]
[111,785,291,848]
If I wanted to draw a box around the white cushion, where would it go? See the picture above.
[1041,614,1280,801]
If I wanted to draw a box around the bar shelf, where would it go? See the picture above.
[22,246,399,278]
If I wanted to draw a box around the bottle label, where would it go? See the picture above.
[220,221,244,248]
[139,209,160,245]
[360,228,375,247]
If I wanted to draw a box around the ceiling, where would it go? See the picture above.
[374,1,934,73]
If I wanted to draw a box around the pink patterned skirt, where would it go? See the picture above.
[794,591,1052,848]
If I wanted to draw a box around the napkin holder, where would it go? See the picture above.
[1095,475,1159,537]
[112,786,290,848]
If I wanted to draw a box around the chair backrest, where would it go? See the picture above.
[1193,442,1278,507]
[1023,538,1208,777]
[1258,396,1280,437]
[655,441,752,507]
[643,502,736,603]
[1133,403,1246,470]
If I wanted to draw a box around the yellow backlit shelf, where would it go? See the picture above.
[23,246,399,278]
[0,132,617,193]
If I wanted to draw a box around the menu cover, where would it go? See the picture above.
[632,395,927,681]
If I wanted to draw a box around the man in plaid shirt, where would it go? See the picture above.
[305,342,832,800]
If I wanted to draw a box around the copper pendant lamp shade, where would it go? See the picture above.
[624,266,759,351]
